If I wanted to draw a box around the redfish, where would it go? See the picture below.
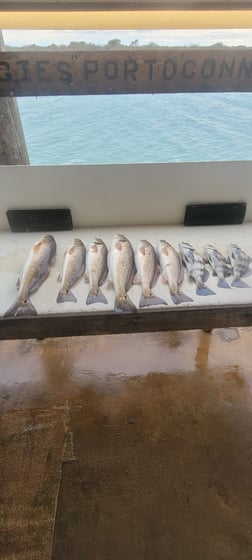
[108,234,137,313]
[57,238,86,303]
[5,234,56,317]
[157,240,193,305]
[135,240,167,307]
[85,238,108,305]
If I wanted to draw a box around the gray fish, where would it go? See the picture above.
[85,238,108,305]
[5,234,57,317]
[203,244,231,289]
[179,242,215,296]
[157,240,193,305]
[228,243,252,288]
[57,238,85,303]
[108,234,137,313]
[135,240,167,307]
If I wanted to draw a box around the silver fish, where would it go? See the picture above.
[108,234,137,313]
[228,243,252,288]
[85,238,108,305]
[203,244,231,289]
[179,242,215,296]
[157,240,193,305]
[135,240,167,308]
[57,238,85,303]
[5,234,56,317]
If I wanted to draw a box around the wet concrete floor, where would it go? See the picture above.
[1,328,252,559]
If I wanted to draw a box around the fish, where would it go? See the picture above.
[228,243,252,288]
[108,234,137,313]
[4,234,57,317]
[85,238,108,305]
[203,244,232,289]
[57,238,86,303]
[157,240,193,305]
[179,242,215,296]
[134,240,167,307]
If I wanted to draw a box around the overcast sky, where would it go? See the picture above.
[3,28,252,47]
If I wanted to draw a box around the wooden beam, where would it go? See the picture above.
[0,31,29,164]
[1,305,252,340]
[0,48,252,96]
[1,1,252,11]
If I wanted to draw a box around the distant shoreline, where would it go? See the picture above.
[6,41,248,51]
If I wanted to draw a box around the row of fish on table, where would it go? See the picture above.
[3,233,252,317]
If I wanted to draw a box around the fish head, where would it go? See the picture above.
[42,234,56,244]
[93,238,104,245]
[115,234,128,243]
[73,238,84,247]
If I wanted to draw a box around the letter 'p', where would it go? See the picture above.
[84,60,99,80]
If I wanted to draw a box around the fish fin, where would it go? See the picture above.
[114,295,137,314]
[225,267,232,278]
[170,291,193,305]
[126,265,137,292]
[203,269,210,282]
[242,268,252,278]
[16,277,20,290]
[151,265,161,288]
[217,278,230,289]
[133,274,141,285]
[56,290,77,303]
[86,289,108,305]
[100,267,108,286]
[57,273,62,283]
[29,270,50,295]
[212,270,217,277]
[139,294,167,308]
[196,285,215,296]
[178,266,184,285]
[106,280,114,290]
[4,297,37,318]
[84,273,89,284]
[231,278,250,288]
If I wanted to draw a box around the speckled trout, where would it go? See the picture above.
[135,240,167,307]
[179,242,215,296]
[57,238,86,303]
[157,240,193,305]
[228,243,252,288]
[4,234,57,317]
[85,238,108,305]
[108,234,137,313]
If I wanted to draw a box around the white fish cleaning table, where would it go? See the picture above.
[1,223,252,340]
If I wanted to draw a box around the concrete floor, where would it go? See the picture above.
[1,328,252,559]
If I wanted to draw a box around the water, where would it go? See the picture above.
[17,93,252,165]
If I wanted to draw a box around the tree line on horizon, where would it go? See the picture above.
[5,39,243,51]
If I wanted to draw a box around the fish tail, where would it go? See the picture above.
[139,293,167,308]
[231,278,250,288]
[217,278,230,289]
[170,291,193,305]
[196,285,215,296]
[114,295,137,314]
[4,297,37,317]
[56,289,77,303]
[86,288,108,305]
